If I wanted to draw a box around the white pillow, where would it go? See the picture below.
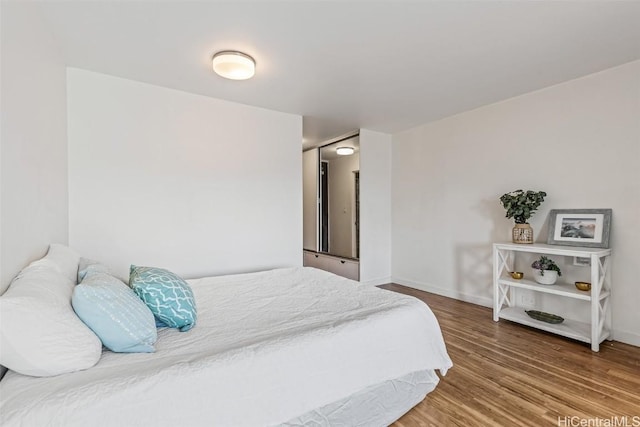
[0,257,102,377]
[45,243,81,283]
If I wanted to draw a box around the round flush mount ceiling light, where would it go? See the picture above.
[212,51,256,80]
[336,147,355,156]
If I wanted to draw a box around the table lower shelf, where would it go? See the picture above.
[497,307,610,345]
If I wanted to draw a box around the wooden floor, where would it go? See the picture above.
[379,284,640,427]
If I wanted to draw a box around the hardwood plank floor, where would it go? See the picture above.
[379,284,640,427]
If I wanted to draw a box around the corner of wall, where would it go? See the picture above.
[358,129,392,284]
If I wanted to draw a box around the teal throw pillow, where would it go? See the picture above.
[72,272,157,353]
[129,265,197,332]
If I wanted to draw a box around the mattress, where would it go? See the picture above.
[0,267,452,427]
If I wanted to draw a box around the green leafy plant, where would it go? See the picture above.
[531,256,562,277]
[499,189,547,224]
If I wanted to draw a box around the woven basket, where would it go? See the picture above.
[512,223,533,244]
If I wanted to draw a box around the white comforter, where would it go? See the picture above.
[0,267,452,427]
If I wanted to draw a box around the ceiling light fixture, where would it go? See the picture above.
[336,147,354,156]
[212,51,256,80]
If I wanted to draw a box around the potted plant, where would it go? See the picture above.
[531,256,562,285]
[499,189,547,244]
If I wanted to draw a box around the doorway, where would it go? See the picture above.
[320,161,329,253]
[354,170,360,258]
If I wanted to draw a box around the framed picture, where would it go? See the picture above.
[547,209,612,248]
[573,256,591,266]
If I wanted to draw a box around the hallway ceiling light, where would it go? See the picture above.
[212,51,255,80]
[336,147,354,156]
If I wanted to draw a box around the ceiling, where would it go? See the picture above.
[34,1,640,145]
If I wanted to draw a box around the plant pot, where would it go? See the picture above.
[532,269,558,285]
[512,223,533,244]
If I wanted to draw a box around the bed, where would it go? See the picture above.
[0,263,452,426]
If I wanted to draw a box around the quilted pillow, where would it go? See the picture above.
[129,265,197,332]
[0,259,102,376]
[72,272,158,353]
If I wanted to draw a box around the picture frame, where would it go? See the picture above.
[547,209,612,248]
[573,256,591,267]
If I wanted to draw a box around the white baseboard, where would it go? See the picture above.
[390,277,493,308]
[362,276,392,286]
[611,329,640,347]
[391,277,639,348]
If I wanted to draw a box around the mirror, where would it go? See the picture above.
[318,136,360,259]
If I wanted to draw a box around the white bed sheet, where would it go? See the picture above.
[0,267,452,427]
[282,369,440,427]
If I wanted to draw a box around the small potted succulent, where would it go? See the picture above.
[499,189,547,244]
[531,256,562,285]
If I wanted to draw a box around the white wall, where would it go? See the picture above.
[67,69,302,280]
[391,61,640,346]
[360,129,392,286]
[0,3,69,293]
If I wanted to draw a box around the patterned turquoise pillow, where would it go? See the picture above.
[129,265,197,332]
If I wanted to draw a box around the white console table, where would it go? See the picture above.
[493,242,612,351]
